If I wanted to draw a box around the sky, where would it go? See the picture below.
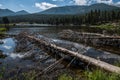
[0,0,120,13]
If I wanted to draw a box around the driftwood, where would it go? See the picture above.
[59,30,120,49]
[34,57,64,78]
[25,35,120,74]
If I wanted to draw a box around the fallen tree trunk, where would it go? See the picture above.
[26,35,120,74]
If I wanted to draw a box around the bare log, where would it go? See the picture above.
[26,35,120,74]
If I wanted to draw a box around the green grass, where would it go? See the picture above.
[0,24,14,27]
[58,74,73,80]
[0,28,7,31]
[114,61,120,67]
[96,24,117,30]
[95,23,120,35]
[84,69,120,80]
[0,28,7,35]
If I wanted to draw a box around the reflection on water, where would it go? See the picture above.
[0,38,24,59]
[7,26,81,38]
[0,38,15,53]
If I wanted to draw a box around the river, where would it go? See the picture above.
[0,26,120,79]
[2,26,120,63]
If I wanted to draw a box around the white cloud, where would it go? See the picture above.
[97,0,113,4]
[9,53,24,59]
[3,45,12,49]
[35,2,57,10]
[73,0,87,5]
[73,0,114,5]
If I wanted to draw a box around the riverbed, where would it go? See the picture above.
[4,26,120,64]
[0,26,120,79]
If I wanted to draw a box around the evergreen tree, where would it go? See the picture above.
[2,17,10,30]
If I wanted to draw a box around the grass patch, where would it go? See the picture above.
[58,73,80,80]
[96,24,117,30]
[0,67,5,79]
[0,24,14,27]
[0,28,7,35]
[84,69,120,80]
[95,23,120,35]
[0,28,7,31]
[114,61,120,67]
[58,74,73,80]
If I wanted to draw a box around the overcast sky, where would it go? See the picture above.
[0,0,120,13]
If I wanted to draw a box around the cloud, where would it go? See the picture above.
[3,45,12,49]
[73,0,113,5]
[73,0,87,5]
[35,2,57,10]
[0,4,2,7]
[97,0,113,4]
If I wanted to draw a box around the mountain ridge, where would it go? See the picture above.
[0,3,120,17]
[39,3,120,15]
[0,9,29,17]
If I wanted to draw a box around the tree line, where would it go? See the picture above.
[0,9,120,25]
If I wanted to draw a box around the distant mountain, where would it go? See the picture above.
[40,6,87,14]
[0,9,29,17]
[15,10,29,15]
[0,3,119,17]
[0,9,14,17]
[39,3,120,15]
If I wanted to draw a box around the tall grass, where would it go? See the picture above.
[85,69,120,80]
[0,28,7,31]
[96,24,117,30]
[58,74,73,80]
